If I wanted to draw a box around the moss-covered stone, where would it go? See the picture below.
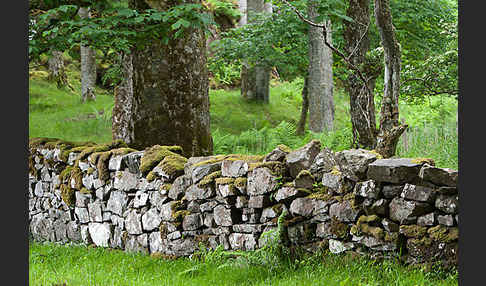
[140,145,186,176]
[69,166,83,190]
[59,166,74,183]
[428,225,459,243]
[400,225,428,238]
[60,184,75,207]
[156,155,187,179]
[172,210,191,222]
[248,161,285,175]
[160,183,172,192]
[197,170,222,188]
[330,217,350,239]
[97,151,113,182]
[215,177,235,185]
[277,144,292,153]
[330,166,342,176]
[146,171,157,182]
[368,150,383,159]
[192,154,263,169]
[80,187,93,194]
[411,158,435,166]
[234,177,247,189]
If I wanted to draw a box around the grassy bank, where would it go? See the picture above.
[29,241,457,286]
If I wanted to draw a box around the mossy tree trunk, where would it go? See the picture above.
[374,0,407,158]
[47,50,68,89]
[78,7,97,102]
[240,0,270,103]
[296,76,309,136]
[343,0,380,149]
[307,0,334,132]
[112,0,213,157]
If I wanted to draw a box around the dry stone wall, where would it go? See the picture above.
[28,138,459,266]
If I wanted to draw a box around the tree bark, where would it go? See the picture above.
[374,0,407,158]
[307,0,334,132]
[78,7,97,102]
[112,0,213,157]
[343,0,379,149]
[296,76,309,135]
[47,50,68,88]
[240,0,270,103]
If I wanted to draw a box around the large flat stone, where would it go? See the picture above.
[367,158,422,184]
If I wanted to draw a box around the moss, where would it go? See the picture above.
[160,184,172,192]
[330,217,350,239]
[59,166,74,183]
[368,149,383,159]
[271,203,284,214]
[192,154,263,169]
[234,177,247,189]
[197,170,222,188]
[277,144,292,153]
[60,184,75,207]
[215,177,235,185]
[80,187,93,194]
[428,225,459,243]
[110,147,139,156]
[283,216,306,227]
[296,169,313,180]
[330,166,342,176]
[400,225,428,238]
[353,221,384,240]
[384,231,399,243]
[411,157,436,166]
[96,151,114,182]
[172,210,191,222]
[357,215,380,225]
[140,145,185,176]
[86,167,95,175]
[307,192,333,201]
[157,155,187,178]
[146,171,158,182]
[70,166,83,190]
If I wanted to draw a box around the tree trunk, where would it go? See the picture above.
[47,50,68,88]
[374,0,407,158]
[307,0,334,132]
[343,0,379,149]
[296,76,309,135]
[241,0,270,103]
[112,0,213,157]
[78,7,97,102]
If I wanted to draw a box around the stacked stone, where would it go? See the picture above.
[28,139,459,266]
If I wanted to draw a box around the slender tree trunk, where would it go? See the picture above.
[374,0,407,158]
[78,7,97,102]
[307,0,334,132]
[112,0,213,157]
[47,50,68,88]
[296,76,309,135]
[241,0,270,103]
[343,0,379,149]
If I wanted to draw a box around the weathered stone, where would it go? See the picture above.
[367,158,423,184]
[66,221,81,241]
[142,208,161,231]
[417,212,437,226]
[149,191,169,211]
[274,186,307,202]
[133,191,149,208]
[34,182,48,197]
[232,224,264,234]
[235,196,248,208]
[82,174,94,190]
[316,221,334,238]
[289,197,315,217]
[286,139,321,178]
[78,161,90,172]
[149,231,164,253]
[335,149,378,180]
[294,170,315,189]
[171,237,198,257]
[329,239,354,254]
[95,187,109,201]
[160,201,179,222]
[381,218,399,232]
[221,160,248,177]
[203,213,215,228]
[435,194,458,214]
[382,184,404,199]
[399,225,427,238]
[113,170,139,191]
[367,199,388,216]
[106,191,128,216]
[87,201,103,222]
[400,184,436,203]
[419,164,457,187]
[288,222,317,244]
[437,214,455,226]
[242,208,261,223]
[217,183,238,198]
[168,175,191,200]
[228,233,258,250]
[183,213,202,231]
[53,220,68,242]
[125,210,143,235]
[261,204,286,223]
[199,201,218,213]
[191,162,221,184]
[389,197,433,224]
[354,180,381,199]
[125,234,148,254]
[80,224,91,244]
[88,222,111,247]
[263,146,288,162]
[247,167,279,196]
[213,205,241,226]
[248,195,272,208]
[41,166,52,182]
[309,148,336,180]
[185,184,215,201]
[329,200,360,222]
[436,186,458,195]
[321,172,351,194]
[75,207,90,224]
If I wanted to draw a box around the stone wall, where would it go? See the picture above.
[28,138,459,266]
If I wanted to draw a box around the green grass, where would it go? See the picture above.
[29,241,457,286]
[28,66,457,169]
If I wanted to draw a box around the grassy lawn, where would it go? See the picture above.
[29,241,457,286]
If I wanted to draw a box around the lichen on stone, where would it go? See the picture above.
[248,161,285,175]
[234,177,247,189]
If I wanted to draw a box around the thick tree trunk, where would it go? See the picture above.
[343,0,378,149]
[374,0,407,158]
[78,7,97,102]
[112,52,135,145]
[307,0,334,132]
[47,50,68,88]
[112,0,213,157]
[296,76,309,135]
[241,0,270,103]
